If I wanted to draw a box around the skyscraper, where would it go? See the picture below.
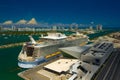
[52,26,57,31]
[0,26,3,31]
[96,24,103,31]
[89,26,93,30]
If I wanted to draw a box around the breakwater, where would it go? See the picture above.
[0,42,24,49]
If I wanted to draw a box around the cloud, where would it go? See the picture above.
[27,18,37,25]
[16,19,27,24]
[3,20,13,24]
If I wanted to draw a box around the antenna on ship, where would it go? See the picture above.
[29,35,36,44]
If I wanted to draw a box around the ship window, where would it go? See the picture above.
[26,47,34,56]
[77,65,87,73]
[95,59,99,62]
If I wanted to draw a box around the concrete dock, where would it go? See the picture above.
[18,57,62,80]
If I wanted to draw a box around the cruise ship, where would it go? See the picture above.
[18,32,89,68]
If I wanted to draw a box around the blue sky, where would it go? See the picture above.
[0,0,120,26]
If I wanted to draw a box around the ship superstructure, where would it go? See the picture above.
[18,32,89,68]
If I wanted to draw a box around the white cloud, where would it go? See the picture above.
[16,19,27,24]
[3,20,13,24]
[27,18,37,25]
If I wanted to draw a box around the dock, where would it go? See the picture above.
[18,57,62,80]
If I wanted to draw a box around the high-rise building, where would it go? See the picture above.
[89,26,93,30]
[96,24,103,31]
[69,24,73,31]
[11,25,16,31]
[0,26,3,31]
[61,26,65,31]
[52,26,57,31]
[75,24,78,31]
[57,26,61,31]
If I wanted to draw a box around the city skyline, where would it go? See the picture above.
[0,0,120,26]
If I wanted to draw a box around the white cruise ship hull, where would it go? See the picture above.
[18,37,88,68]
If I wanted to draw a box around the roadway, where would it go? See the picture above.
[94,48,120,80]
[111,49,120,80]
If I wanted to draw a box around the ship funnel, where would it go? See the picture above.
[29,36,36,44]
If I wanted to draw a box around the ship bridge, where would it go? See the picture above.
[41,32,67,40]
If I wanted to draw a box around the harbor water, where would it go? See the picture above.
[0,46,24,80]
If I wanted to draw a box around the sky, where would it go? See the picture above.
[0,0,120,26]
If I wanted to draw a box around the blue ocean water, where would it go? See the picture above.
[0,46,24,80]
